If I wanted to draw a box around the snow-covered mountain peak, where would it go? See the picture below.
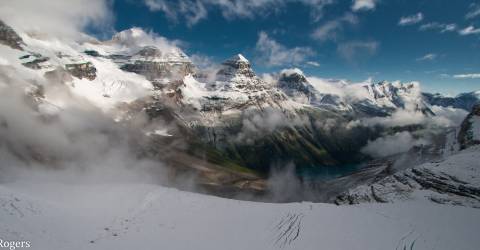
[111,27,154,47]
[279,68,308,85]
[106,28,189,61]
[422,91,480,111]
[221,54,251,69]
[216,54,256,81]
[91,29,195,82]
[130,45,190,63]
[229,53,249,63]
[280,68,304,75]
[360,80,423,109]
[277,68,314,102]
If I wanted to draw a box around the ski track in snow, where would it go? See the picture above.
[271,212,304,248]
[0,182,479,250]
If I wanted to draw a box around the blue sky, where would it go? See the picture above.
[111,0,480,95]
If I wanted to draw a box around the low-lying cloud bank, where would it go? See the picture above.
[361,132,427,158]
[0,63,167,185]
[0,0,113,39]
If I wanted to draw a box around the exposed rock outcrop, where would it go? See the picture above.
[458,104,480,149]
[20,53,50,69]
[65,62,97,80]
[0,20,24,50]
[119,46,194,81]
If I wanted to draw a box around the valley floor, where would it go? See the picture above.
[0,181,479,250]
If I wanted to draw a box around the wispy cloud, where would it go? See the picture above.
[419,22,456,33]
[144,0,207,26]
[255,31,315,67]
[398,12,424,26]
[143,0,335,26]
[351,0,377,12]
[306,61,321,67]
[337,40,379,62]
[459,25,480,35]
[453,73,480,79]
[416,53,437,62]
[311,13,358,42]
[466,3,480,19]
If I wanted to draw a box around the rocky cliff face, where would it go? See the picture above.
[0,20,24,50]
[458,104,480,149]
[65,62,97,80]
[119,46,194,82]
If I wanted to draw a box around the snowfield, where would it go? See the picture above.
[0,181,479,250]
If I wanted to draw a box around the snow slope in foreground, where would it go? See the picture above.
[0,182,479,250]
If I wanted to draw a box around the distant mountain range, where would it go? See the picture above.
[0,20,478,195]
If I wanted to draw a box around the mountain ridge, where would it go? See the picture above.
[0,20,478,197]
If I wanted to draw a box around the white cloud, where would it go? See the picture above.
[429,106,469,127]
[398,13,424,26]
[307,77,347,97]
[361,132,427,157]
[311,13,358,42]
[306,61,321,67]
[459,25,480,35]
[466,4,480,19]
[349,105,427,129]
[351,0,377,12]
[419,22,457,33]
[453,73,480,79]
[144,0,207,26]
[337,41,379,62]
[416,53,437,62]
[255,31,315,67]
[306,76,374,101]
[143,0,335,25]
[0,0,113,39]
[312,21,343,41]
[111,27,184,53]
[190,54,216,69]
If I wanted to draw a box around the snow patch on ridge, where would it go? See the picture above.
[280,68,304,76]
[229,53,249,63]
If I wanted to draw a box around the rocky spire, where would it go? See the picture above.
[216,54,255,80]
